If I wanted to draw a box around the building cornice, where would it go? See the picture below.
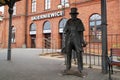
[3,14,26,20]
[71,0,115,7]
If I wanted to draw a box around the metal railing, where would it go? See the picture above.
[39,34,120,67]
[41,37,60,54]
[83,34,120,67]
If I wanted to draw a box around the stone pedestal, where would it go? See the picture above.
[61,70,87,78]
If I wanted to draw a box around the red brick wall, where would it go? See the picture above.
[1,0,120,49]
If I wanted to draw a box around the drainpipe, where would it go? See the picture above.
[24,0,28,48]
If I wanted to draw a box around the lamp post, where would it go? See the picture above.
[0,0,21,60]
[101,0,108,73]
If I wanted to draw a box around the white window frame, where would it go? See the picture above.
[89,14,101,42]
[61,0,68,6]
[11,27,16,43]
[32,0,36,12]
[13,3,16,15]
[45,0,51,10]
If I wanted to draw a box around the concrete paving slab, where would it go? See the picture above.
[0,48,119,80]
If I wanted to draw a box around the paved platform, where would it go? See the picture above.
[0,48,119,80]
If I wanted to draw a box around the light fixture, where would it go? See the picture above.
[57,3,70,9]
[57,4,62,9]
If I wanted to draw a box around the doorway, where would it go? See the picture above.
[44,34,51,48]
[31,35,36,48]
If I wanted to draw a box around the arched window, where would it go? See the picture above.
[59,18,67,33]
[89,14,101,42]
[30,23,36,31]
[11,26,16,43]
[30,23,36,35]
[32,0,36,12]
[43,21,51,33]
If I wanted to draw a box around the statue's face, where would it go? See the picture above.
[71,14,77,19]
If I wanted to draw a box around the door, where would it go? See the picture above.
[44,34,51,48]
[31,36,36,48]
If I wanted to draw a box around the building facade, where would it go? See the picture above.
[0,0,120,49]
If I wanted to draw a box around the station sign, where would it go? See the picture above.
[31,11,64,21]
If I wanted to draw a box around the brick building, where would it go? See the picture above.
[0,0,120,49]
[0,11,4,47]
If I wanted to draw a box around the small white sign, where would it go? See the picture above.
[43,30,51,33]
[30,31,36,35]
[59,28,63,33]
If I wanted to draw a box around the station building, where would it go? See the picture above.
[0,0,120,49]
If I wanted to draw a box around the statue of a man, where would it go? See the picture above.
[63,7,86,73]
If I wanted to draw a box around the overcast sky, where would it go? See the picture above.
[0,6,4,14]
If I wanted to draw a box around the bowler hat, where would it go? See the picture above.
[70,7,79,14]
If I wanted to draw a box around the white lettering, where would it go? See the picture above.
[47,14,50,18]
[50,13,55,17]
[31,11,64,21]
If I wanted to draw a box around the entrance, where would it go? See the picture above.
[31,35,36,48]
[59,33,64,48]
[59,18,67,48]
[30,23,36,48]
[44,34,51,48]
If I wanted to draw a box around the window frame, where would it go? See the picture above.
[30,23,36,31]
[45,0,51,10]
[32,0,36,12]
[13,3,16,15]
[89,14,102,42]
[11,26,16,43]
[43,21,51,33]
[61,0,69,6]
[59,18,67,33]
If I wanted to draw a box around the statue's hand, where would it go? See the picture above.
[61,47,66,54]
[82,41,87,47]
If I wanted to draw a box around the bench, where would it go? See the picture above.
[108,48,120,80]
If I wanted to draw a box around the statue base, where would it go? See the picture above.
[61,70,87,78]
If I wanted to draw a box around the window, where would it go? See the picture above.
[61,0,69,6]
[59,18,67,33]
[43,21,51,33]
[30,23,36,35]
[43,21,51,30]
[59,18,67,28]
[11,26,16,43]
[89,14,101,42]
[30,23,36,31]
[32,0,36,12]
[45,0,51,10]
[13,3,16,15]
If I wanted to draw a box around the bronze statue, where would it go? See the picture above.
[63,8,86,73]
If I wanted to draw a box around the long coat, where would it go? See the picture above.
[63,18,85,53]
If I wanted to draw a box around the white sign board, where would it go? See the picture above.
[43,30,51,33]
[31,11,64,21]
[59,28,63,33]
[30,31,36,35]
